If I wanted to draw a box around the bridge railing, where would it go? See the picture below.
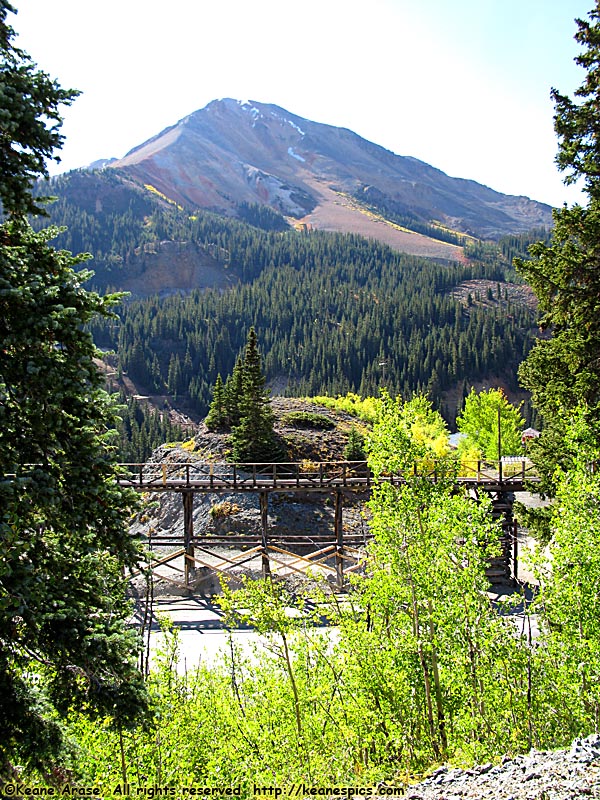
[457,457,538,484]
[116,458,539,489]
[116,460,373,489]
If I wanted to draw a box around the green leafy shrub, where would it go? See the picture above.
[307,393,380,423]
[282,411,335,430]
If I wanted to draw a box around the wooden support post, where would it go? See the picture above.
[183,491,195,587]
[335,491,344,590]
[260,491,270,579]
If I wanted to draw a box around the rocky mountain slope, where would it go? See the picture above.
[109,98,552,244]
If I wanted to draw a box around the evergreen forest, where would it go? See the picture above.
[44,192,539,427]
[113,391,189,462]
[103,232,536,424]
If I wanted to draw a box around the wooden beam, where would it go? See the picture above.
[335,490,344,590]
[183,491,195,587]
[260,491,270,579]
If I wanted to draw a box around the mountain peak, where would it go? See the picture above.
[110,99,553,243]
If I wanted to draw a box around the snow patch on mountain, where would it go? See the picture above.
[288,147,305,163]
[239,100,262,120]
[287,119,305,136]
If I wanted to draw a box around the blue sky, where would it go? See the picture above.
[13,0,593,207]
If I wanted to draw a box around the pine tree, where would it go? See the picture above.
[230,328,284,462]
[344,425,366,461]
[516,3,600,488]
[205,373,228,430]
[167,352,182,398]
[0,1,147,775]
[224,356,244,427]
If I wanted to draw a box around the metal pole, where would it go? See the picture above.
[498,407,503,484]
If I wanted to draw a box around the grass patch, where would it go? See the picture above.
[282,411,335,430]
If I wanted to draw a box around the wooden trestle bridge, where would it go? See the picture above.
[119,459,539,591]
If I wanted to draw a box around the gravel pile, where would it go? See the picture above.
[406,734,600,799]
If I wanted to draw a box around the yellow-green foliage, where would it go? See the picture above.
[457,388,524,460]
[306,392,380,424]
[143,183,184,210]
[28,424,600,789]
[181,437,197,452]
[299,458,319,472]
[456,439,483,477]
[367,393,451,476]
[430,220,477,245]
[403,395,451,460]
[210,501,242,519]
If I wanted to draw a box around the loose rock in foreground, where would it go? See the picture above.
[404,734,600,799]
